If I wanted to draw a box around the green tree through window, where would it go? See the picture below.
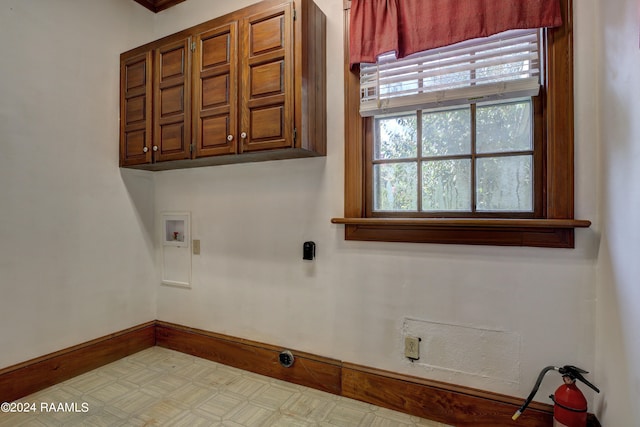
[372,99,533,214]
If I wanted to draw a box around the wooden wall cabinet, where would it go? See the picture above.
[120,0,326,170]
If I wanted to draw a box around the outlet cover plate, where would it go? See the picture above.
[405,336,420,360]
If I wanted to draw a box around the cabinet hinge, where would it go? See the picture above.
[190,144,195,152]
[293,127,297,144]
[293,9,297,20]
[191,42,196,52]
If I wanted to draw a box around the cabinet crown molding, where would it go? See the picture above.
[133,0,187,13]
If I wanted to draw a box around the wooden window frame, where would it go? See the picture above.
[332,0,590,248]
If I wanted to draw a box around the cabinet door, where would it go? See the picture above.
[240,4,294,153]
[120,51,152,166]
[193,23,238,158]
[154,37,192,162]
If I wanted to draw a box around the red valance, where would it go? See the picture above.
[349,0,562,67]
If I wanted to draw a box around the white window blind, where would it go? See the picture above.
[360,29,541,117]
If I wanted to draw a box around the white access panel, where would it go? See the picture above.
[160,212,191,288]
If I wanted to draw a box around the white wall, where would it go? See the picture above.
[153,0,600,404]
[5,1,635,423]
[0,0,157,368]
[594,0,640,424]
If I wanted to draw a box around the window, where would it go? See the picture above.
[364,29,541,216]
[333,0,590,248]
[371,100,535,215]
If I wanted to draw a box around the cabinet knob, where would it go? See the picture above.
[153,146,158,152]
[240,132,247,139]
[143,147,148,153]
[227,134,234,141]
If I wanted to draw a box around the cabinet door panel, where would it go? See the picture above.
[160,123,185,153]
[201,116,231,150]
[161,85,185,116]
[202,74,230,108]
[124,130,148,161]
[125,95,146,125]
[161,48,186,80]
[126,60,147,91]
[251,106,283,140]
[241,4,293,153]
[249,14,284,54]
[193,23,237,158]
[154,38,191,162]
[250,61,284,97]
[202,34,231,67]
[120,51,152,166]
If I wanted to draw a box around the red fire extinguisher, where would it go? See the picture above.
[513,365,600,427]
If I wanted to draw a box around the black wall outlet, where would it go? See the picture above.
[303,241,315,260]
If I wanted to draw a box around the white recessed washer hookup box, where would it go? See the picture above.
[161,212,191,288]
[163,213,190,248]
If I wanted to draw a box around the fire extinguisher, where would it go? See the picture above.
[512,365,600,427]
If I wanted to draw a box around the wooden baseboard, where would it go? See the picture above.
[343,362,553,427]
[0,321,156,402]
[0,320,601,427]
[155,321,342,395]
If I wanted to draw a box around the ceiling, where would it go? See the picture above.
[133,0,187,13]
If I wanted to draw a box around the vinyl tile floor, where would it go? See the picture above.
[1,347,452,427]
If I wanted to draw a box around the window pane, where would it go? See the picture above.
[381,73,419,98]
[374,163,418,211]
[476,101,532,153]
[422,66,471,91]
[475,34,540,85]
[422,159,471,211]
[476,155,533,211]
[375,115,417,160]
[422,108,471,156]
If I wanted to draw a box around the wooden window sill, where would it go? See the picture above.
[330,218,591,248]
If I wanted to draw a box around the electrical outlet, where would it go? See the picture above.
[405,336,420,360]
